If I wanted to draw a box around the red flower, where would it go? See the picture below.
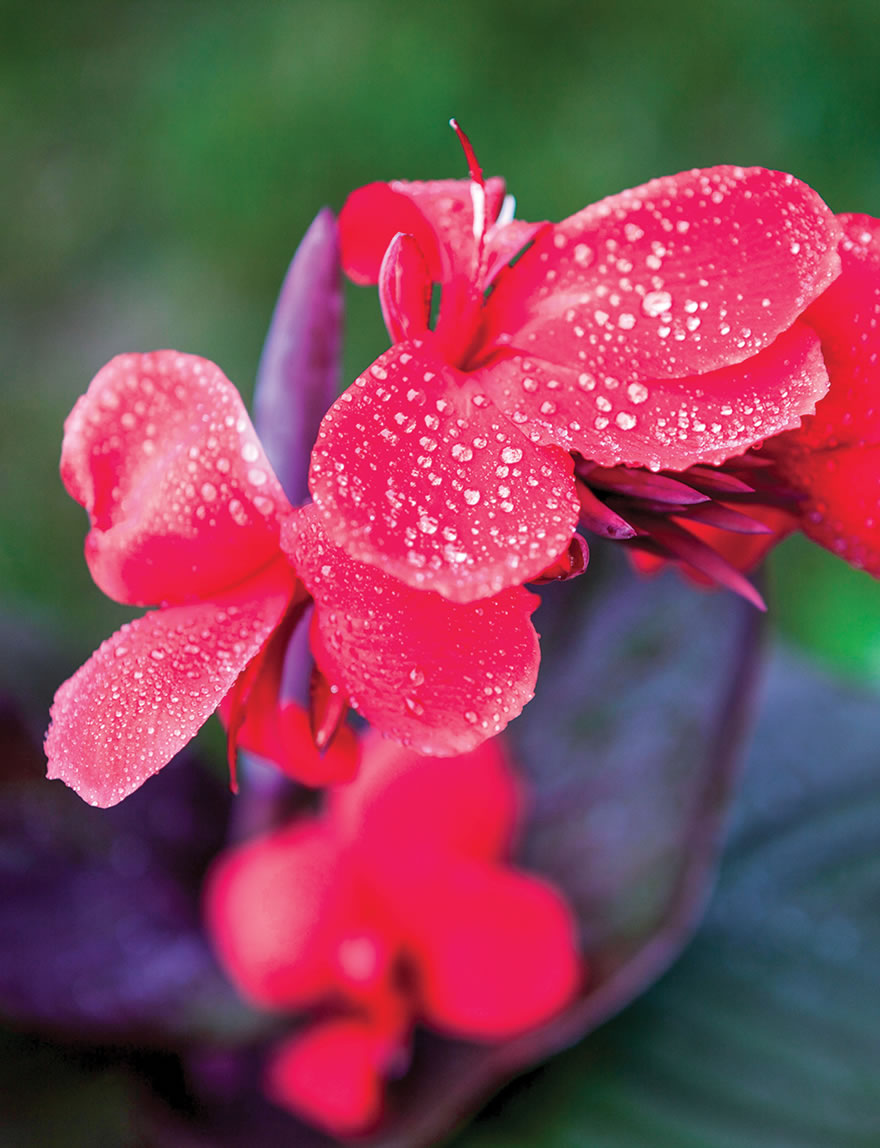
[310,126,842,603]
[44,352,308,808]
[763,214,880,574]
[205,731,581,1137]
[45,350,543,806]
[579,213,880,596]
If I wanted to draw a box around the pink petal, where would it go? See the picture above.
[481,166,841,382]
[285,506,542,756]
[266,1018,389,1136]
[475,322,829,471]
[339,178,506,285]
[329,730,521,863]
[402,859,581,1040]
[45,560,295,807]
[62,351,291,606]
[204,822,346,1009]
[308,340,580,602]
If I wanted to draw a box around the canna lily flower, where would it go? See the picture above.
[311,124,842,603]
[44,350,343,806]
[205,730,581,1138]
[45,349,542,807]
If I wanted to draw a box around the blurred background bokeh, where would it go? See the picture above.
[2,1,880,1144]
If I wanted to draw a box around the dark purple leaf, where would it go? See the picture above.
[0,734,261,1046]
[254,208,343,507]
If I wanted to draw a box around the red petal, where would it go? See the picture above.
[475,321,829,471]
[680,504,797,571]
[285,505,542,756]
[339,178,506,285]
[308,340,580,602]
[329,730,521,863]
[531,533,590,583]
[774,214,880,451]
[222,603,360,788]
[481,166,840,382]
[484,218,549,286]
[266,1019,388,1136]
[340,182,446,284]
[235,696,359,789]
[378,232,433,343]
[44,560,294,807]
[204,822,346,1009]
[768,444,880,575]
[402,859,581,1040]
[61,351,291,606]
[766,216,880,572]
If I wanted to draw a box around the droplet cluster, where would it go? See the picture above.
[61,351,289,606]
[285,507,540,755]
[45,568,291,807]
[485,164,841,386]
[309,342,579,601]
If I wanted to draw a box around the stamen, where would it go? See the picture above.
[496,193,517,229]
[449,117,484,185]
[470,181,486,242]
[450,118,488,245]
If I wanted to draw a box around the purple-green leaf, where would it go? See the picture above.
[450,646,880,1147]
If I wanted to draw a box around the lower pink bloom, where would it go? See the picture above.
[205,731,582,1137]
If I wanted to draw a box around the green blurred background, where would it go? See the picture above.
[2,1,880,1143]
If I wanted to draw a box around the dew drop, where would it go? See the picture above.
[627,382,649,404]
[642,290,672,317]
